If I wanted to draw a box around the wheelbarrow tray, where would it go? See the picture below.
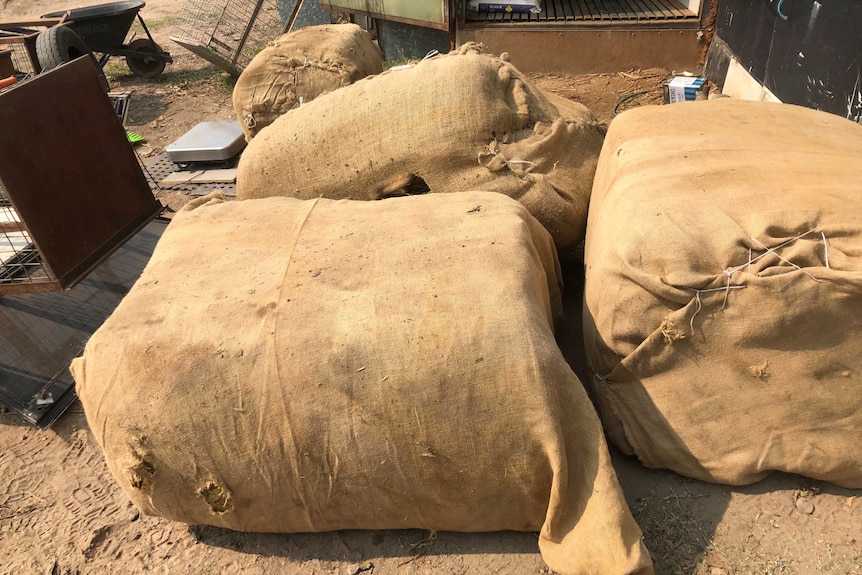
[42,1,150,54]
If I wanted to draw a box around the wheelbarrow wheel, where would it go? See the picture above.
[126,38,167,78]
[36,26,110,91]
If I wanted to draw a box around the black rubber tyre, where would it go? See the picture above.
[125,38,167,78]
[36,26,110,91]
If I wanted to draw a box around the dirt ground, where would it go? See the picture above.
[1,1,860,574]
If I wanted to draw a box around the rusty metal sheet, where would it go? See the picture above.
[0,56,162,293]
[457,27,700,74]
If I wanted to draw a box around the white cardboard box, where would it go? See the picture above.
[664,76,706,104]
[468,0,542,13]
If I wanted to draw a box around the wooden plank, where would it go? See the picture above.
[0,34,38,45]
[598,0,623,19]
[0,221,26,233]
[640,0,673,18]
[629,0,661,19]
[567,0,586,20]
[590,0,609,19]
[160,171,203,186]
[190,169,238,184]
[557,0,575,20]
[655,0,689,17]
[613,0,639,18]
[0,18,64,29]
[582,0,604,20]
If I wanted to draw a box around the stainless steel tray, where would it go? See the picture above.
[165,120,246,163]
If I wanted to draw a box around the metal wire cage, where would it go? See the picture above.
[0,191,52,289]
[171,0,283,76]
[0,28,42,76]
[4,42,38,75]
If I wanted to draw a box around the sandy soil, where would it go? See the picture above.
[1,1,860,574]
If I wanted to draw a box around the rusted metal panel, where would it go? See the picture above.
[0,31,42,74]
[0,56,162,293]
[458,26,701,74]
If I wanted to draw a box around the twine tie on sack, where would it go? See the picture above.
[822,231,831,269]
[685,285,747,335]
[479,136,536,173]
[683,227,828,336]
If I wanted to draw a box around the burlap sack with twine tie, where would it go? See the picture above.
[72,192,653,575]
[233,23,382,141]
[236,44,605,252]
[584,99,862,487]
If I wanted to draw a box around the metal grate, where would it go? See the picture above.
[468,0,697,22]
[142,153,237,196]
[0,218,169,427]
[0,192,52,288]
[171,0,283,75]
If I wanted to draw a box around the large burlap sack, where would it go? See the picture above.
[584,100,862,487]
[236,44,606,252]
[71,192,652,575]
[233,23,382,141]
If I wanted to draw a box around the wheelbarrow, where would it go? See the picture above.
[40,1,172,78]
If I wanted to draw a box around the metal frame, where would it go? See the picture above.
[93,13,174,66]
[171,0,283,76]
[0,16,67,74]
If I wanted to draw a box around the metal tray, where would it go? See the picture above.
[166,120,246,163]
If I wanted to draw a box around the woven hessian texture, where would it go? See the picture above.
[73,192,653,575]
[236,44,606,252]
[584,100,862,487]
[233,23,382,141]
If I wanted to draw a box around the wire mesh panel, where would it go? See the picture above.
[0,31,40,75]
[172,0,283,75]
[0,217,169,427]
[0,193,52,288]
[4,42,37,74]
